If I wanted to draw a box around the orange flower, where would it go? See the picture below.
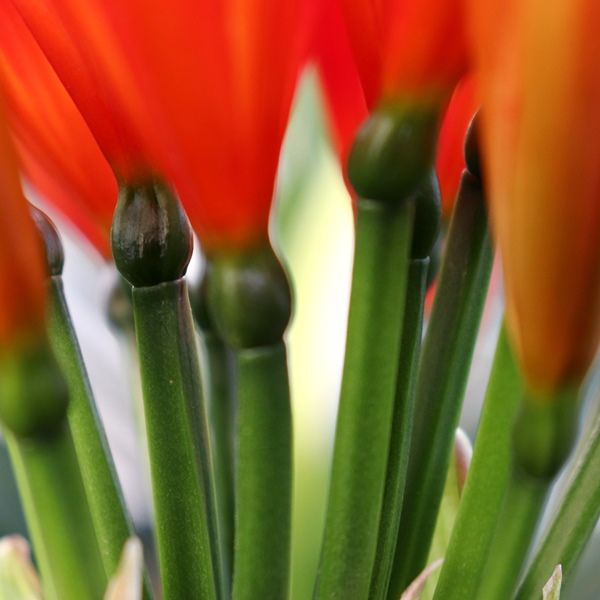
[0,94,46,348]
[435,75,478,218]
[470,0,600,392]
[0,1,117,257]
[14,0,315,253]
[339,0,469,109]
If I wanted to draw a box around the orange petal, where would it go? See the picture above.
[471,0,600,391]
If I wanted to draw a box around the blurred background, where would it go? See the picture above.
[1,70,598,599]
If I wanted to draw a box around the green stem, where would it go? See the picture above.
[6,427,106,599]
[133,279,218,600]
[48,277,143,586]
[232,343,292,600]
[369,258,428,600]
[432,325,522,600]
[315,198,414,599]
[476,470,549,600]
[388,172,493,597]
[516,398,600,599]
[198,330,235,595]
[5,433,57,600]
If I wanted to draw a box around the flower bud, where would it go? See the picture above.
[111,180,193,288]
[206,246,292,349]
[29,205,64,277]
[348,104,441,203]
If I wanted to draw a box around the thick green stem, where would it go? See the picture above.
[232,343,292,600]
[476,470,549,600]
[315,198,414,599]
[48,277,141,584]
[133,280,218,600]
[388,172,493,597]
[369,258,428,600]
[198,330,235,594]
[516,401,600,599]
[6,427,106,599]
[432,325,522,600]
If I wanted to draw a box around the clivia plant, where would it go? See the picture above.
[0,0,598,599]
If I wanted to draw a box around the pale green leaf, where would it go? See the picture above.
[542,565,562,600]
[0,536,42,600]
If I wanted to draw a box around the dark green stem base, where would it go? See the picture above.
[232,343,292,600]
[388,173,493,597]
[315,198,414,599]
[369,258,428,600]
[433,326,522,600]
[133,279,218,600]
[48,277,141,586]
[6,427,106,600]
[516,402,600,599]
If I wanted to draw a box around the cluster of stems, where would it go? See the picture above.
[0,109,598,600]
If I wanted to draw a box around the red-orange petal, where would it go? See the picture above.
[435,75,478,218]
[382,0,469,103]
[12,0,163,182]
[314,0,368,163]
[19,0,315,252]
[0,94,46,347]
[0,1,116,257]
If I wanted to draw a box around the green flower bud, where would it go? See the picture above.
[348,103,441,204]
[207,246,292,349]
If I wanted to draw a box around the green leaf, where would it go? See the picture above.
[0,536,42,600]
[542,565,562,600]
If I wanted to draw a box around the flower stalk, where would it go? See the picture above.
[315,103,446,599]
[111,180,220,600]
[30,206,144,591]
[206,245,293,600]
[389,152,493,595]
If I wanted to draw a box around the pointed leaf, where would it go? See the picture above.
[0,535,42,600]
[542,565,562,600]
